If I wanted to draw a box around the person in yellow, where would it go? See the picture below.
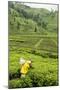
[20,58,32,78]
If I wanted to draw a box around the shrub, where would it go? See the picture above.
[48,53,58,59]
[30,49,58,59]
[9,76,33,88]
[9,79,23,88]
[28,71,44,87]
[9,68,20,80]
[9,70,58,88]
[28,71,58,86]
[43,73,58,86]
[21,76,33,87]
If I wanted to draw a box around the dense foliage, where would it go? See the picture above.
[8,1,58,35]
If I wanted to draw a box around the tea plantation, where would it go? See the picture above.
[8,2,58,88]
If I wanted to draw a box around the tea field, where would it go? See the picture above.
[8,2,58,88]
[9,34,58,88]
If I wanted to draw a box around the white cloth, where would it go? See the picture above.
[19,57,25,65]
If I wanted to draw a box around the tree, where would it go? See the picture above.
[42,21,47,29]
[34,26,37,32]
[17,22,20,29]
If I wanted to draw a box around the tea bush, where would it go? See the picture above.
[9,76,33,88]
[43,73,58,86]
[28,71,44,87]
[9,68,20,80]
[9,71,58,88]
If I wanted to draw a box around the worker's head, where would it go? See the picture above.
[19,57,25,65]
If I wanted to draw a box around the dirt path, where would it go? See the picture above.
[34,39,43,48]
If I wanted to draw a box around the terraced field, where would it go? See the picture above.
[9,34,58,55]
[9,34,58,88]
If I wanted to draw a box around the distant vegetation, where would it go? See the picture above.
[8,1,58,35]
[8,1,58,88]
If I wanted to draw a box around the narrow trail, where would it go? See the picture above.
[34,39,43,48]
[34,38,57,49]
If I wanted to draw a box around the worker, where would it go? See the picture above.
[20,59,32,78]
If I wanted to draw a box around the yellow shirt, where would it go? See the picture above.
[20,62,30,74]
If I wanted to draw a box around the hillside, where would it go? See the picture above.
[8,2,58,35]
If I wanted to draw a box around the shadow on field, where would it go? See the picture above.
[9,69,21,80]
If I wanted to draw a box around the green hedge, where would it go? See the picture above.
[9,76,33,88]
[9,71,58,88]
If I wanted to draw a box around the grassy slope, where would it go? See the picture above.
[9,2,58,35]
